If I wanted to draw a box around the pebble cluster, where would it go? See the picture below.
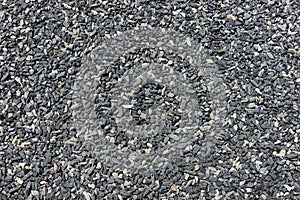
[0,0,299,199]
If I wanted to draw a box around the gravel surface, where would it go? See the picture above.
[0,0,299,199]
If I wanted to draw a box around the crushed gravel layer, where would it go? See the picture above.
[0,0,299,199]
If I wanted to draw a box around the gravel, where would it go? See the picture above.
[0,0,299,199]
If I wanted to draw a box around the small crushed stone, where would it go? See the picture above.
[0,0,299,199]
